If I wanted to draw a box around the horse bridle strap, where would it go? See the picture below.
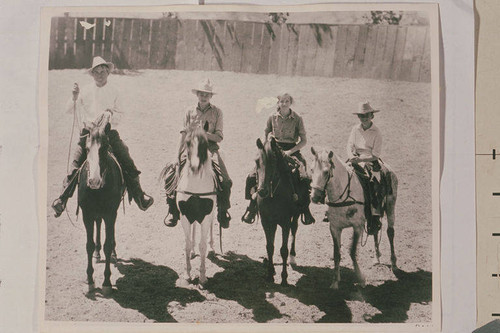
[322,167,364,206]
[177,190,217,197]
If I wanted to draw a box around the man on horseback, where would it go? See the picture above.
[164,79,232,229]
[242,93,315,225]
[346,102,388,235]
[51,56,154,217]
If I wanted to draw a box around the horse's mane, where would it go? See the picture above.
[185,126,209,167]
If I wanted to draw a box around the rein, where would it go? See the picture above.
[317,165,364,208]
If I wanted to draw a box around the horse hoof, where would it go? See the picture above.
[357,280,366,288]
[330,282,339,290]
[281,280,289,287]
[93,251,101,261]
[102,286,113,297]
[190,252,197,260]
[88,283,96,292]
[289,256,297,266]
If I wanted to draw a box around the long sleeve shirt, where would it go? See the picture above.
[346,123,383,160]
[181,103,223,152]
[65,81,122,131]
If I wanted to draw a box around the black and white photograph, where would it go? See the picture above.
[38,4,440,332]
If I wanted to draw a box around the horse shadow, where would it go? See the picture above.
[205,251,353,322]
[290,264,432,323]
[207,252,432,323]
[110,258,206,322]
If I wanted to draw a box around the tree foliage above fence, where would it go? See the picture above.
[49,16,430,82]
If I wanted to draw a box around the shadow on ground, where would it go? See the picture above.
[111,258,206,322]
[207,251,432,323]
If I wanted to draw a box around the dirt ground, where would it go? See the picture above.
[44,69,433,324]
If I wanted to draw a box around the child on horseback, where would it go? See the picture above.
[346,101,386,235]
[164,79,232,229]
[242,93,315,225]
[51,56,154,217]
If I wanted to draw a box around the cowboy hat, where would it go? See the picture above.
[192,78,216,95]
[352,102,380,115]
[89,56,114,72]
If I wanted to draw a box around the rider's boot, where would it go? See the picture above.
[51,145,86,218]
[241,198,257,224]
[217,179,232,229]
[164,194,180,227]
[127,175,154,211]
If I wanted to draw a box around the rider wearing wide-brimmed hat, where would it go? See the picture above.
[346,101,384,234]
[164,78,232,229]
[51,56,154,217]
[241,92,316,225]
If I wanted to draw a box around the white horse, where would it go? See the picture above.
[310,147,398,289]
[177,127,217,285]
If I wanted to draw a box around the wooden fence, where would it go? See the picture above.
[49,16,431,82]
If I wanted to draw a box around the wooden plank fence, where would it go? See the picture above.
[49,16,431,82]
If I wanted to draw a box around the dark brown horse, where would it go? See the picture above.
[78,120,125,295]
[255,137,299,286]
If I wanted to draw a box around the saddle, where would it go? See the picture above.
[351,160,392,219]
[160,156,223,197]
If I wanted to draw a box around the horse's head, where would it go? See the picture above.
[185,126,209,174]
[86,123,110,189]
[310,147,334,204]
[255,137,280,198]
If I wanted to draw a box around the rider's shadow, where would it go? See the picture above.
[207,252,431,323]
[111,258,206,322]
[360,268,432,323]
[205,251,288,322]
[292,264,432,323]
[206,251,353,322]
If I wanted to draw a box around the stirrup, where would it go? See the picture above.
[218,210,231,229]
[51,198,66,218]
[163,214,178,227]
[137,193,154,211]
[241,208,256,224]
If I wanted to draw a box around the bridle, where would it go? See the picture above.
[313,160,363,207]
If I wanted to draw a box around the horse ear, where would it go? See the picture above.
[311,147,317,156]
[328,151,335,168]
[256,138,264,149]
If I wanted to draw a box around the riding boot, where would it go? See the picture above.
[241,198,257,224]
[367,216,382,235]
[217,179,232,229]
[51,144,87,218]
[126,175,154,211]
[164,194,180,227]
[301,205,316,225]
[299,177,315,225]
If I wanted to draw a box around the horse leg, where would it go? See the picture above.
[209,218,215,254]
[83,215,96,292]
[190,223,197,259]
[289,215,299,266]
[351,226,366,287]
[198,219,211,285]
[373,229,382,265]
[386,195,397,270]
[93,218,102,261]
[263,222,277,283]
[280,223,291,286]
[181,219,193,281]
[102,212,117,297]
[329,224,342,290]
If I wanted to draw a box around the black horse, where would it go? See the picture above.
[78,120,125,295]
[255,137,299,286]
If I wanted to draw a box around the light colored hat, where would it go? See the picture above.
[353,102,380,115]
[192,78,216,95]
[89,56,114,72]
